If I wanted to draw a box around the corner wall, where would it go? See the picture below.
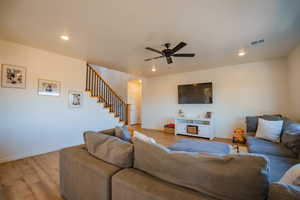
[0,40,122,163]
[142,58,290,138]
[288,44,300,121]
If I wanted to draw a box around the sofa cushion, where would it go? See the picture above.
[281,163,300,186]
[60,145,121,200]
[112,168,217,200]
[265,154,300,182]
[99,128,116,136]
[246,115,282,133]
[283,120,300,134]
[168,139,231,154]
[115,126,132,142]
[246,116,261,133]
[134,138,270,200]
[269,182,300,200]
[255,118,283,143]
[84,131,133,168]
[282,132,300,155]
[246,136,297,158]
[132,131,156,144]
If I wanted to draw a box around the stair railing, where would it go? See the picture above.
[86,64,130,125]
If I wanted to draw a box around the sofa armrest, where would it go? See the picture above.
[98,128,116,136]
[269,182,300,200]
[60,145,121,200]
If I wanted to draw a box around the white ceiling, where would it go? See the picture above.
[0,0,300,77]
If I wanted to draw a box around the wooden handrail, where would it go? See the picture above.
[86,63,130,125]
[87,64,126,105]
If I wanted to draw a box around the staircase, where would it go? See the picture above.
[85,64,130,125]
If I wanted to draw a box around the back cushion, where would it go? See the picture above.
[134,139,270,200]
[283,120,300,134]
[84,131,133,168]
[246,115,282,133]
[246,116,261,133]
[282,120,300,154]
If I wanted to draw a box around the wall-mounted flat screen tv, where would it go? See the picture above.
[178,82,213,104]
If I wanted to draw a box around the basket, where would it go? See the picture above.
[164,127,175,134]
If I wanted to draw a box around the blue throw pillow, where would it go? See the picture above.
[115,126,132,142]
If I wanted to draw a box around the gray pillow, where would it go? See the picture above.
[282,120,300,154]
[134,138,270,200]
[115,126,132,142]
[84,131,133,168]
[282,132,300,154]
[246,116,261,133]
[283,120,300,134]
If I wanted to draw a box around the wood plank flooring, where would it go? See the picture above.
[0,126,236,200]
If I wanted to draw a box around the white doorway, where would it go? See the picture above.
[127,80,142,126]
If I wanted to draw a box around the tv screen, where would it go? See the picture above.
[178,82,213,104]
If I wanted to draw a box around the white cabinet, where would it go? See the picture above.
[175,117,214,140]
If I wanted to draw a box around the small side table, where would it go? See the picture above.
[232,134,246,153]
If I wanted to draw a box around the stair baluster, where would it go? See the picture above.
[85,64,130,125]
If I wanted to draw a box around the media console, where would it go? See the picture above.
[175,117,214,140]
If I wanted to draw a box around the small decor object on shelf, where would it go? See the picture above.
[164,123,175,134]
[1,64,26,89]
[69,91,82,108]
[38,79,61,96]
[232,128,246,153]
[205,112,212,119]
[178,109,184,117]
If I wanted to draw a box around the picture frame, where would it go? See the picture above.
[38,79,61,96]
[69,91,83,108]
[1,64,26,89]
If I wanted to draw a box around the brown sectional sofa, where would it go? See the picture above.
[60,145,121,200]
[60,128,300,200]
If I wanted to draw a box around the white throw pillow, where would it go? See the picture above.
[132,131,156,144]
[280,164,300,186]
[255,118,283,142]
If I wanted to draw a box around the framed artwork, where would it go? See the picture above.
[69,91,82,108]
[1,64,26,89]
[38,79,61,96]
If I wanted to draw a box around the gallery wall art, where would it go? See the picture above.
[1,64,26,89]
[69,91,82,108]
[38,79,61,96]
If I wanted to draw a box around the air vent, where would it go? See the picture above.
[251,39,264,46]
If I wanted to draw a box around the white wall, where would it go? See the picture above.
[93,65,141,100]
[0,40,122,163]
[142,59,290,138]
[288,44,300,121]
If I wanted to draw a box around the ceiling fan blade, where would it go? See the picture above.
[166,57,173,64]
[172,53,195,57]
[144,56,164,61]
[171,42,187,54]
[145,47,162,54]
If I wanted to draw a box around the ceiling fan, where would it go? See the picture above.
[145,42,195,64]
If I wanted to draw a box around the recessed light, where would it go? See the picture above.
[60,35,70,41]
[151,67,156,72]
[238,49,246,57]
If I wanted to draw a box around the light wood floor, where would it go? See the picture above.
[0,126,235,200]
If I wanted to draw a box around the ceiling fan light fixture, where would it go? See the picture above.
[151,66,157,72]
[238,49,246,57]
[60,35,70,41]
